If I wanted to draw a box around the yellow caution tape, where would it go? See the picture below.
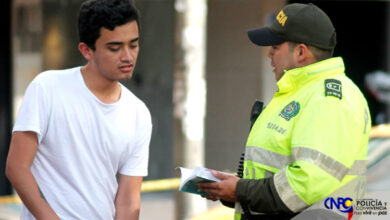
[0,195,21,204]
[141,177,181,193]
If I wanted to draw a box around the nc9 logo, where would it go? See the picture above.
[324,197,353,213]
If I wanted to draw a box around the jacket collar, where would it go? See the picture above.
[276,57,345,95]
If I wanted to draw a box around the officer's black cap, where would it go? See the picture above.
[248,3,337,50]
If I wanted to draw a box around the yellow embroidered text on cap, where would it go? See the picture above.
[276,10,287,27]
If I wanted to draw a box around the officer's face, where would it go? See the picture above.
[267,42,297,81]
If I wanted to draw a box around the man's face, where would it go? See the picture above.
[90,20,139,81]
[267,42,297,81]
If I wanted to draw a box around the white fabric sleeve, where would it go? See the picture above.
[13,76,50,143]
[119,104,152,177]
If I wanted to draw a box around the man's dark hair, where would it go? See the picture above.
[78,0,140,50]
[288,42,333,62]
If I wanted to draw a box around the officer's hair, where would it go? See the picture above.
[78,0,140,50]
[288,42,333,62]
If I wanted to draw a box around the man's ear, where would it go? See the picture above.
[296,43,313,65]
[78,42,93,61]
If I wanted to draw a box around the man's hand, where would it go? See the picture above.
[198,171,240,202]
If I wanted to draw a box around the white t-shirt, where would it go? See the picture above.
[13,67,152,219]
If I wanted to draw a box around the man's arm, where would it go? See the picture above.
[6,131,59,219]
[115,175,143,220]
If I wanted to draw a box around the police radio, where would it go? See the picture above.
[238,100,264,220]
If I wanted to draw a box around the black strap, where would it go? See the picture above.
[237,151,251,220]
[239,100,264,220]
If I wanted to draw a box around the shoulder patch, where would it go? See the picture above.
[280,101,300,121]
[325,79,342,99]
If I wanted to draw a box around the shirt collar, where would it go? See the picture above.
[276,57,345,95]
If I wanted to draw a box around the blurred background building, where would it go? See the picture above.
[1,0,389,219]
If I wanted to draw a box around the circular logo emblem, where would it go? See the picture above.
[280,101,300,121]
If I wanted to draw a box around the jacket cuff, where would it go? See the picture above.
[236,178,253,204]
[235,177,294,214]
[220,199,235,208]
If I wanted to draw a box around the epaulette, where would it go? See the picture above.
[324,79,342,99]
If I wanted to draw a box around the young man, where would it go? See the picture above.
[199,3,371,220]
[6,0,152,219]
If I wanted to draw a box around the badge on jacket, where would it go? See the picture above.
[280,101,300,121]
[325,79,342,99]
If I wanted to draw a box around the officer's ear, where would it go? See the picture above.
[296,44,314,66]
[297,43,308,57]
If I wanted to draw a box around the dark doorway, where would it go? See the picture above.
[0,0,13,195]
[289,1,389,125]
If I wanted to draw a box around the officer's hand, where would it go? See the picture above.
[198,171,239,202]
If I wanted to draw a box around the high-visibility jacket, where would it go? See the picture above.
[235,57,371,219]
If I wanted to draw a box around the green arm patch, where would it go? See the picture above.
[324,79,342,99]
[280,101,300,121]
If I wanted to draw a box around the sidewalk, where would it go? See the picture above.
[0,191,175,220]
[0,191,228,220]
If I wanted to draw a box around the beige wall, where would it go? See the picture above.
[205,0,286,171]
[12,0,43,122]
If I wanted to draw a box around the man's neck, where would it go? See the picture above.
[81,65,121,104]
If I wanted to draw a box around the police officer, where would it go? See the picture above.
[198,3,371,220]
